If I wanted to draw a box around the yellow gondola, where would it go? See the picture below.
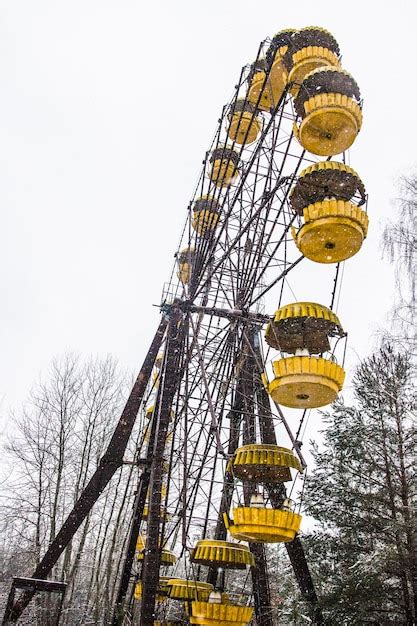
[190,601,253,626]
[224,506,302,543]
[142,504,170,521]
[134,577,171,603]
[192,195,220,236]
[146,483,167,500]
[209,146,240,188]
[138,548,176,566]
[232,443,302,482]
[166,579,213,601]
[190,539,255,569]
[293,67,362,156]
[266,28,296,64]
[264,302,345,408]
[227,100,261,145]
[290,161,369,263]
[154,352,164,369]
[145,404,174,421]
[285,27,340,95]
[136,536,177,566]
[143,424,173,445]
[143,483,168,518]
[247,59,274,111]
[177,247,197,285]
[151,370,160,389]
[267,356,345,408]
[264,29,296,104]
[141,459,169,518]
[247,56,287,112]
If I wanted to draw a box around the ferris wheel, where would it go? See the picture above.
[122,24,368,626]
[3,24,368,626]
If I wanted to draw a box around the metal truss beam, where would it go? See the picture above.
[254,339,323,625]
[140,313,186,626]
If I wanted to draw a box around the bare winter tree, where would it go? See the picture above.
[0,353,145,625]
[382,173,417,353]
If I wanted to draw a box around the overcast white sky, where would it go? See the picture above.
[1,0,416,439]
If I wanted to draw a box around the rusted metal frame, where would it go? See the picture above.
[193,177,290,303]
[192,88,291,302]
[155,303,256,536]
[242,331,307,469]
[249,544,274,626]
[189,314,227,457]
[176,326,239,560]
[238,106,288,307]
[184,108,224,275]
[2,585,17,626]
[243,193,297,310]
[249,252,304,309]
[186,62,252,298]
[252,336,323,625]
[211,44,269,239]
[2,317,168,625]
[155,321,235,552]
[199,68,246,211]
[3,578,67,626]
[329,262,341,310]
[197,328,237,548]
[181,317,191,550]
[221,83,289,236]
[139,312,186,626]
[234,128,266,306]
[113,320,190,624]
[255,378,287,509]
[272,400,307,470]
[258,386,322,623]
[239,330,273,626]
[113,356,177,624]
[206,377,244,586]
[167,302,271,325]
[55,585,66,626]
[111,461,152,623]
[205,331,271,624]
[203,36,265,212]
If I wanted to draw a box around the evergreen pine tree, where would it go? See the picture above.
[303,345,416,625]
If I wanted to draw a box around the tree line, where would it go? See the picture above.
[0,355,144,625]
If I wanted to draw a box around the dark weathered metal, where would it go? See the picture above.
[140,312,185,626]
[244,331,307,469]
[8,578,67,593]
[2,578,67,626]
[264,459,323,622]
[206,372,244,587]
[113,332,179,625]
[3,317,168,625]
[189,314,227,457]
[207,336,273,626]
[179,302,271,325]
[241,332,273,626]
[191,83,292,302]
[253,340,323,625]
[329,262,341,310]
[112,467,152,625]
[284,535,322,608]
[249,543,273,626]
